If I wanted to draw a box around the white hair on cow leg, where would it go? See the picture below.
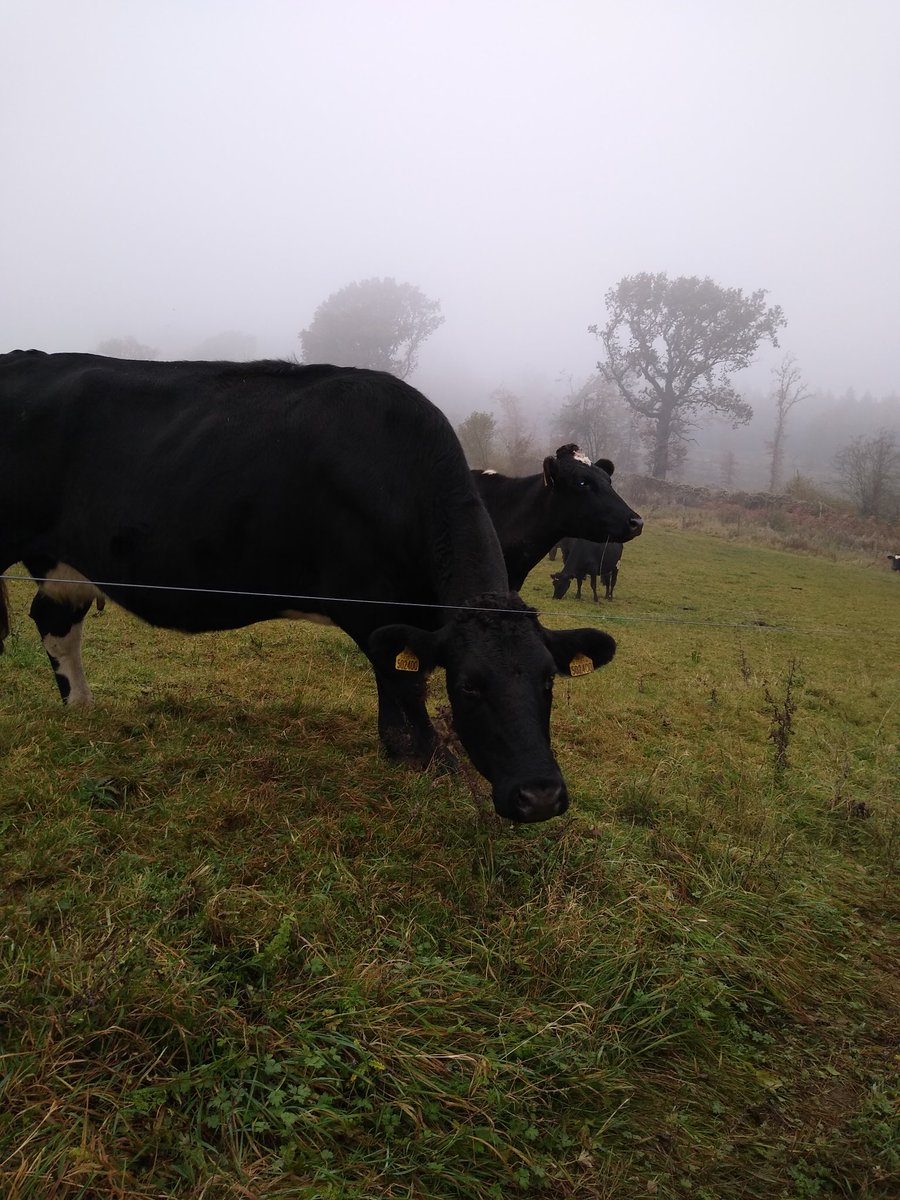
[38,562,104,607]
[43,617,93,705]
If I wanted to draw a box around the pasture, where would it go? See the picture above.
[1,527,897,1199]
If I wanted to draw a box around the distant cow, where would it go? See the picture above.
[0,350,621,823]
[551,539,624,602]
[887,554,900,571]
[472,447,642,590]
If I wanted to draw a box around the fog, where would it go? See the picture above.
[3,0,898,441]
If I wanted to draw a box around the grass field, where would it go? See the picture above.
[1,526,897,1199]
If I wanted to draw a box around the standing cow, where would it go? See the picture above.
[471,448,641,590]
[551,539,624,602]
[0,351,619,823]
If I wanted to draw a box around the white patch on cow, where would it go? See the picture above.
[481,469,497,475]
[279,609,336,626]
[43,619,93,705]
[572,452,592,465]
[39,563,104,607]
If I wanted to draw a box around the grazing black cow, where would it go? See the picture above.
[0,350,620,823]
[471,447,642,590]
[887,554,900,571]
[551,539,624,602]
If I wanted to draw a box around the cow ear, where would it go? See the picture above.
[367,624,441,674]
[593,458,615,477]
[543,627,617,676]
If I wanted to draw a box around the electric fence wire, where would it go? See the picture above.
[0,572,816,635]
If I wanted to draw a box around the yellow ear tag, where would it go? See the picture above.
[395,650,420,672]
[569,653,594,677]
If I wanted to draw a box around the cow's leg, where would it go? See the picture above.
[575,577,583,600]
[30,590,94,705]
[590,573,599,603]
[371,667,442,766]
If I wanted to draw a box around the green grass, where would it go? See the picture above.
[1,527,898,1199]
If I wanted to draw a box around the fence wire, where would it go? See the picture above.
[0,571,812,635]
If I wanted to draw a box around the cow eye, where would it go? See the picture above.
[460,679,483,698]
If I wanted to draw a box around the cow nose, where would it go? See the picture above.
[514,783,569,823]
[629,514,644,535]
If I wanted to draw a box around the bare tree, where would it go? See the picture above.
[553,373,640,468]
[719,448,738,489]
[591,272,785,479]
[456,410,497,468]
[767,353,811,492]
[832,430,900,518]
[493,388,536,475]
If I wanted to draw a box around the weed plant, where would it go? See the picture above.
[1,526,897,1198]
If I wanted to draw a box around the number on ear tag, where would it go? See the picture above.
[569,653,594,677]
[395,650,420,672]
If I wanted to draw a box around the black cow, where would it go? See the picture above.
[551,539,624,602]
[471,447,642,590]
[0,351,620,823]
[887,554,900,571]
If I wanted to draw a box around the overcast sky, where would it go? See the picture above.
[3,0,898,416]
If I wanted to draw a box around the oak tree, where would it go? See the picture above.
[299,277,444,379]
[591,273,786,479]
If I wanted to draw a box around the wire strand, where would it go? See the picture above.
[0,572,806,634]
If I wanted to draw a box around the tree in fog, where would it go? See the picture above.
[832,430,900,518]
[456,410,497,468]
[299,277,444,378]
[553,373,641,469]
[97,335,158,359]
[489,388,537,475]
[719,448,738,489]
[766,353,811,493]
[190,330,258,361]
[591,273,785,480]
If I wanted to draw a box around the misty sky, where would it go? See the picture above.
[3,0,898,416]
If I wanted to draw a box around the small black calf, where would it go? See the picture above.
[551,539,623,602]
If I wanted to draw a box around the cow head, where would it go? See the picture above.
[368,594,615,822]
[541,444,643,544]
[550,571,572,600]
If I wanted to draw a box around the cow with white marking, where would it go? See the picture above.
[1,350,620,823]
[472,446,641,591]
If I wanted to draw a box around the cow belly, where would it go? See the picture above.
[280,609,336,626]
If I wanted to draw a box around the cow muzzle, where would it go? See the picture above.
[497,781,569,823]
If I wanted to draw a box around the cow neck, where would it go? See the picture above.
[428,491,511,610]
[496,473,557,588]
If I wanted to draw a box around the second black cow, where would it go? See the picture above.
[472,448,641,590]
